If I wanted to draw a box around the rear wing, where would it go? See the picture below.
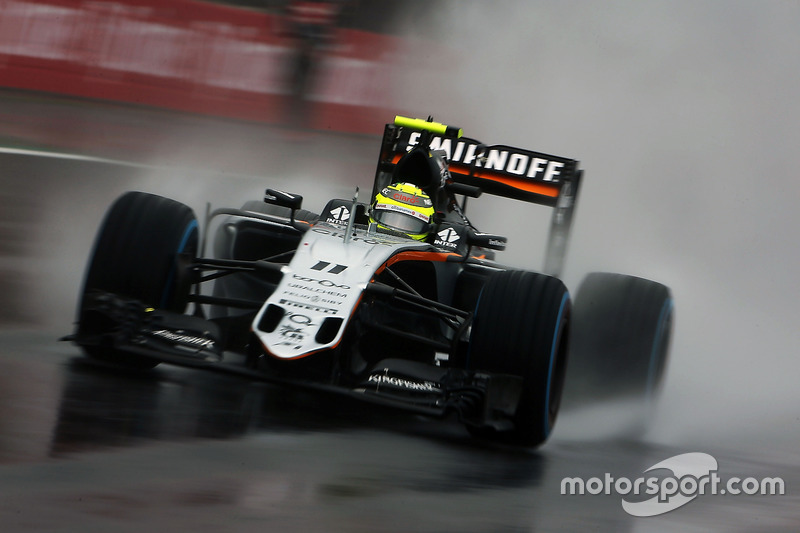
[373,116,583,277]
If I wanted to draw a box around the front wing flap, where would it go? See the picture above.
[70,291,224,362]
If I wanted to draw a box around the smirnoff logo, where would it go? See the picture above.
[408,133,566,182]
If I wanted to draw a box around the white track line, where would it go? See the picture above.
[0,146,157,168]
[0,146,274,182]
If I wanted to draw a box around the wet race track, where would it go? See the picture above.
[1,329,797,532]
[0,96,798,531]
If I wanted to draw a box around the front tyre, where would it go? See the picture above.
[77,191,199,367]
[467,270,571,447]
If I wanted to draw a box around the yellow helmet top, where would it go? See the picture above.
[370,183,435,241]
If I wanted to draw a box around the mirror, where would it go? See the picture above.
[467,229,507,251]
[446,182,482,198]
[264,189,303,210]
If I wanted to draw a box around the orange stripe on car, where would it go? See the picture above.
[375,250,460,275]
[448,165,560,197]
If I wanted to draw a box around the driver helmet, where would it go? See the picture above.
[370,183,435,241]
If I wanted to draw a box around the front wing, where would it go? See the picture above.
[66,291,523,430]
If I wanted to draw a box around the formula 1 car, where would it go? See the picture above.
[66,116,674,447]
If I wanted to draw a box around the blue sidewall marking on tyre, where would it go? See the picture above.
[543,292,569,438]
[645,298,673,397]
[160,220,198,309]
[176,219,198,254]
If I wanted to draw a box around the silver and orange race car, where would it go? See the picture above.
[66,116,673,447]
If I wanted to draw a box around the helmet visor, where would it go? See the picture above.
[373,204,430,235]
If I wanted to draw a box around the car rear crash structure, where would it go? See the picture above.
[66,116,674,447]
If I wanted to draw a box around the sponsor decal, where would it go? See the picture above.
[434,227,460,249]
[408,133,565,182]
[312,227,395,246]
[368,372,441,393]
[292,274,350,290]
[276,313,315,350]
[279,299,338,315]
[286,283,348,300]
[326,205,350,225]
[282,290,342,306]
[150,329,215,350]
[382,188,433,207]
[374,202,431,222]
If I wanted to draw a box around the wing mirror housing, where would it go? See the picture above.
[264,189,306,229]
[445,182,482,198]
[467,229,507,251]
[264,189,303,211]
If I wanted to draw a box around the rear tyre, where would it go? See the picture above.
[77,191,199,368]
[564,272,674,407]
[467,270,571,447]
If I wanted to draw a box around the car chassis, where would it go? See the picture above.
[67,116,672,447]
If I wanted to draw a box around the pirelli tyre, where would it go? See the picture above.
[77,191,199,368]
[467,270,571,447]
[564,272,674,406]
